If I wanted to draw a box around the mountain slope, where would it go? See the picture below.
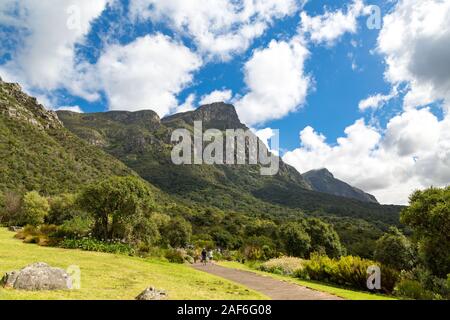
[303,168,378,204]
[57,103,401,225]
[0,78,136,194]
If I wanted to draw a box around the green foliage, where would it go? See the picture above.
[280,222,311,258]
[47,193,81,225]
[295,253,399,293]
[78,176,155,242]
[160,216,192,248]
[164,248,185,264]
[374,227,415,271]
[19,191,49,226]
[0,191,21,225]
[59,238,134,255]
[394,279,436,300]
[401,186,450,277]
[304,218,344,258]
[56,215,93,239]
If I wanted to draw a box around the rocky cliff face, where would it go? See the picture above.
[0,78,62,130]
[303,168,379,204]
[162,102,245,130]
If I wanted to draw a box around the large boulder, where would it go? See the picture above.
[135,287,168,300]
[1,262,73,290]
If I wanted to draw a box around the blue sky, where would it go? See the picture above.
[1,0,449,204]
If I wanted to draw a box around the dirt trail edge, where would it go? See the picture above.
[192,263,343,300]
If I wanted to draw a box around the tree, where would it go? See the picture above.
[304,218,344,258]
[280,222,311,258]
[161,216,192,248]
[401,187,450,277]
[0,191,21,225]
[20,191,49,226]
[78,176,155,242]
[374,227,415,270]
[47,193,80,225]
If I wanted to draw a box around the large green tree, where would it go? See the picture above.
[374,227,415,270]
[280,222,311,258]
[78,176,155,243]
[304,218,344,258]
[401,186,450,277]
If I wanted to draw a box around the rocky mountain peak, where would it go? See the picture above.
[0,77,62,130]
[162,102,245,130]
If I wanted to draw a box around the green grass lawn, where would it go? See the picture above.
[0,228,267,300]
[218,261,397,300]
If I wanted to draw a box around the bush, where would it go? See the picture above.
[394,279,436,300]
[260,257,304,275]
[55,215,93,239]
[160,216,192,248]
[0,191,21,225]
[19,191,49,226]
[165,248,185,264]
[59,238,135,255]
[294,254,399,293]
[47,194,81,225]
[15,224,59,246]
[280,222,311,258]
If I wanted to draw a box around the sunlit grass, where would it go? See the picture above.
[0,228,267,300]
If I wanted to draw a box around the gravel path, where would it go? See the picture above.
[192,263,343,300]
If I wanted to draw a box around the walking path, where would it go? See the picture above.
[192,263,343,300]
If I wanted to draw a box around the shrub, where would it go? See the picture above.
[165,248,185,264]
[260,257,304,275]
[55,216,93,239]
[294,254,399,293]
[394,279,436,300]
[19,191,49,226]
[47,193,80,225]
[160,216,192,248]
[0,191,21,225]
[59,238,135,255]
[15,224,58,246]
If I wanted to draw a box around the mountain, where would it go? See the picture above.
[57,103,401,226]
[303,168,378,204]
[0,78,136,195]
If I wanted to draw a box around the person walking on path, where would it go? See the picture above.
[208,249,214,264]
[201,248,207,265]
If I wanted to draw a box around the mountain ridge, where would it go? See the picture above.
[303,168,379,204]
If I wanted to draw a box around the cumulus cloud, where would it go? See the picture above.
[252,127,279,156]
[283,108,450,205]
[200,90,233,105]
[129,0,302,60]
[235,37,310,126]
[358,88,398,111]
[175,93,197,113]
[0,0,109,101]
[377,0,450,111]
[95,34,202,116]
[300,0,368,46]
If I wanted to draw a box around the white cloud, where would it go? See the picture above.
[175,93,197,113]
[252,127,279,156]
[235,37,310,126]
[377,0,450,111]
[300,0,367,46]
[54,105,84,113]
[283,108,450,205]
[95,34,202,116]
[200,90,233,105]
[358,88,398,111]
[0,0,109,101]
[129,0,302,60]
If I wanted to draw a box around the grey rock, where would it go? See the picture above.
[1,262,73,291]
[135,287,168,300]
